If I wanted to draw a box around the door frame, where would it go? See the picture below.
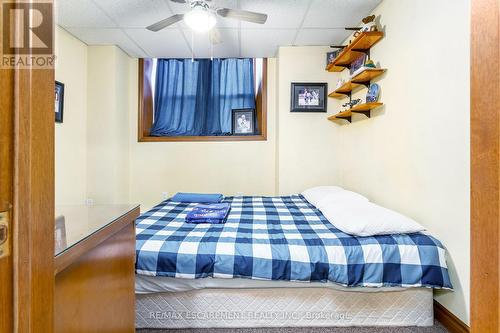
[0,0,55,331]
[470,0,500,332]
[12,67,55,332]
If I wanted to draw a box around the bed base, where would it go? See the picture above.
[136,287,434,329]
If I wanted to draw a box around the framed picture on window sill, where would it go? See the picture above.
[232,108,256,135]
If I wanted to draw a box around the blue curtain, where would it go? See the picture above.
[150,58,255,136]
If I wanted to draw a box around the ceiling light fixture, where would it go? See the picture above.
[184,3,216,33]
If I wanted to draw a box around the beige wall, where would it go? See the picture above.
[333,0,470,324]
[56,27,132,205]
[128,59,278,211]
[276,46,342,195]
[55,27,88,205]
[87,46,131,204]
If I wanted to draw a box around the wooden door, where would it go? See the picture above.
[471,0,499,332]
[0,0,55,330]
[0,66,55,333]
[0,54,15,333]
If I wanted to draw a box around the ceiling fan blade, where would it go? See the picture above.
[216,8,267,24]
[146,14,184,32]
[209,28,222,45]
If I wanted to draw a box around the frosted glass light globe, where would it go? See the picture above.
[184,7,216,33]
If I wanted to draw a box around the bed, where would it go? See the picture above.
[135,195,451,329]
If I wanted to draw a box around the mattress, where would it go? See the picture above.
[136,275,410,294]
[136,195,452,289]
[136,287,434,328]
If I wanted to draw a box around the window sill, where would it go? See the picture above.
[138,134,267,142]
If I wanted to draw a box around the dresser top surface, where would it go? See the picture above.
[55,204,139,256]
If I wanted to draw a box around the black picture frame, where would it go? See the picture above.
[349,53,367,76]
[326,50,339,66]
[290,82,328,113]
[232,108,256,135]
[55,81,64,123]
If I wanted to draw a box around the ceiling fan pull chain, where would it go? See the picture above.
[208,11,213,60]
[191,29,194,62]
[210,34,213,60]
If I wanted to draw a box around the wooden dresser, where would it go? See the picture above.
[54,204,140,333]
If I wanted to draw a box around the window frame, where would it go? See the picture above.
[137,58,267,142]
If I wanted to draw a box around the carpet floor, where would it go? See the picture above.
[136,321,449,333]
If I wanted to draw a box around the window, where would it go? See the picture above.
[138,58,267,142]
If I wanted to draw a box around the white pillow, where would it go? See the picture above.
[320,201,425,237]
[315,190,369,209]
[301,186,344,207]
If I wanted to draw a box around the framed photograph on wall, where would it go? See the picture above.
[55,81,64,123]
[290,82,327,113]
[232,108,256,135]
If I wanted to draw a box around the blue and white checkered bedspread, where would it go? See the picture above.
[136,195,452,289]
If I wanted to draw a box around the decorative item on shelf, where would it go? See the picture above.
[290,82,328,113]
[342,98,362,109]
[232,108,256,135]
[364,59,376,68]
[346,15,378,38]
[366,83,380,103]
[350,58,380,78]
[326,50,340,67]
[335,78,346,89]
[55,81,64,123]
[349,54,367,76]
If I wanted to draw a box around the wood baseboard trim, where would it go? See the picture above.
[434,300,469,333]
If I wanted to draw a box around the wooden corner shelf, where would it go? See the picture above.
[328,82,360,98]
[328,102,383,123]
[325,31,384,72]
[350,102,383,112]
[328,68,386,99]
[352,68,386,84]
[328,110,352,122]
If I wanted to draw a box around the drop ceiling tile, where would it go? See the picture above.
[241,29,296,58]
[125,28,191,58]
[55,0,116,28]
[183,29,239,58]
[65,27,147,57]
[239,0,310,29]
[302,0,381,29]
[96,0,172,28]
[294,28,350,46]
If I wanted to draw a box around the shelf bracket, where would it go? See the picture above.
[352,110,371,118]
[337,116,352,123]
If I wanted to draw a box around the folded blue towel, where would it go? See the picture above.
[171,192,223,203]
[186,203,230,224]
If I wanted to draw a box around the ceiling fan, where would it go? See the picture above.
[146,0,268,35]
